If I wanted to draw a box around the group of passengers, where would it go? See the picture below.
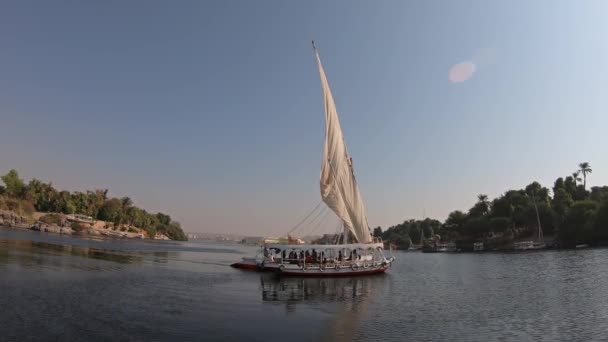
[273,248,361,265]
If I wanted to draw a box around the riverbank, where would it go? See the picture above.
[0,169,188,241]
[0,209,170,240]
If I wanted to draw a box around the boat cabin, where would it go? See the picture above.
[263,243,386,268]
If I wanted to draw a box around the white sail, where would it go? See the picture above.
[314,44,372,244]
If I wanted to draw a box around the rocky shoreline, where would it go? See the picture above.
[0,210,169,240]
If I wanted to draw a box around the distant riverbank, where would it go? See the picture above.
[1,168,187,241]
[1,210,171,240]
[377,162,608,251]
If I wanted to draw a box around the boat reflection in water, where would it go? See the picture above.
[260,274,379,303]
[260,274,389,340]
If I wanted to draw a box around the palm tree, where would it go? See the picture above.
[571,171,581,185]
[121,196,133,209]
[476,194,490,215]
[578,162,592,190]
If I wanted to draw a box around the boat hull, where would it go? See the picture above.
[230,257,280,272]
[230,261,258,270]
[277,264,390,277]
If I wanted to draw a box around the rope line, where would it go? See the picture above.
[287,201,323,235]
[303,205,328,232]
[306,209,332,236]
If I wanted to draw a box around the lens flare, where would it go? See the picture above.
[449,61,476,83]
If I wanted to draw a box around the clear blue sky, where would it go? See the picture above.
[1,1,606,236]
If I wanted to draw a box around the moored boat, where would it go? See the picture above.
[473,242,484,252]
[513,192,546,251]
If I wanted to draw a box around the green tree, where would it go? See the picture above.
[126,206,141,226]
[98,198,124,225]
[491,190,530,227]
[372,226,382,238]
[1,169,25,198]
[488,216,512,233]
[462,216,490,238]
[564,176,586,201]
[590,186,608,203]
[86,189,108,218]
[578,162,592,190]
[593,200,608,242]
[71,192,89,215]
[25,179,49,211]
[552,188,573,225]
[443,210,467,237]
[156,212,171,225]
[162,221,188,241]
[52,191,75,214]
[571,171,582,186]
[559,201,597,245]
[525,182,549,204]
[469,194,490,217]
[121,197,133,210]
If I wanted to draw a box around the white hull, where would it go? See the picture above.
[257,242,394,277]
[276,258,393,277]
[513,241,546,251]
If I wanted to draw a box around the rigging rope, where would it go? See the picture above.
[286,200,323,235]
[333,219,343,244]
[302,205,328,233]
[306,209,332,236]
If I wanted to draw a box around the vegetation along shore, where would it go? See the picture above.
[0,169,187,241]
[2,163,606,248]
[376,162,607,251]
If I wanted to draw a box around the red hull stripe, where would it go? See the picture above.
[278,266,389,277]
[230,262,258,270]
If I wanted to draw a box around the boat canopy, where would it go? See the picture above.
[264,242,384,252]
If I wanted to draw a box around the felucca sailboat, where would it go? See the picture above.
[232,42,395,276]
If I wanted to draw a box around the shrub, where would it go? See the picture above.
[40,213,62,225]
[23,201,35,216]
[71,222,86,232]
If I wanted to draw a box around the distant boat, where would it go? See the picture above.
[514,193,546,251]
[473,242,484,252]
[575,244,590,249]
[513,240,545,251]
[422,241,449,253]
[231,42,395,277]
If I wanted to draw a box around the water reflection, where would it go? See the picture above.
[260,275,377,304]
[260,275,388,341]
[0,238,146,267]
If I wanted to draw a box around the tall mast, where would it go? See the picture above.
[533,194,544,244]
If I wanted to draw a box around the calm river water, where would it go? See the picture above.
[2,227,608,341]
